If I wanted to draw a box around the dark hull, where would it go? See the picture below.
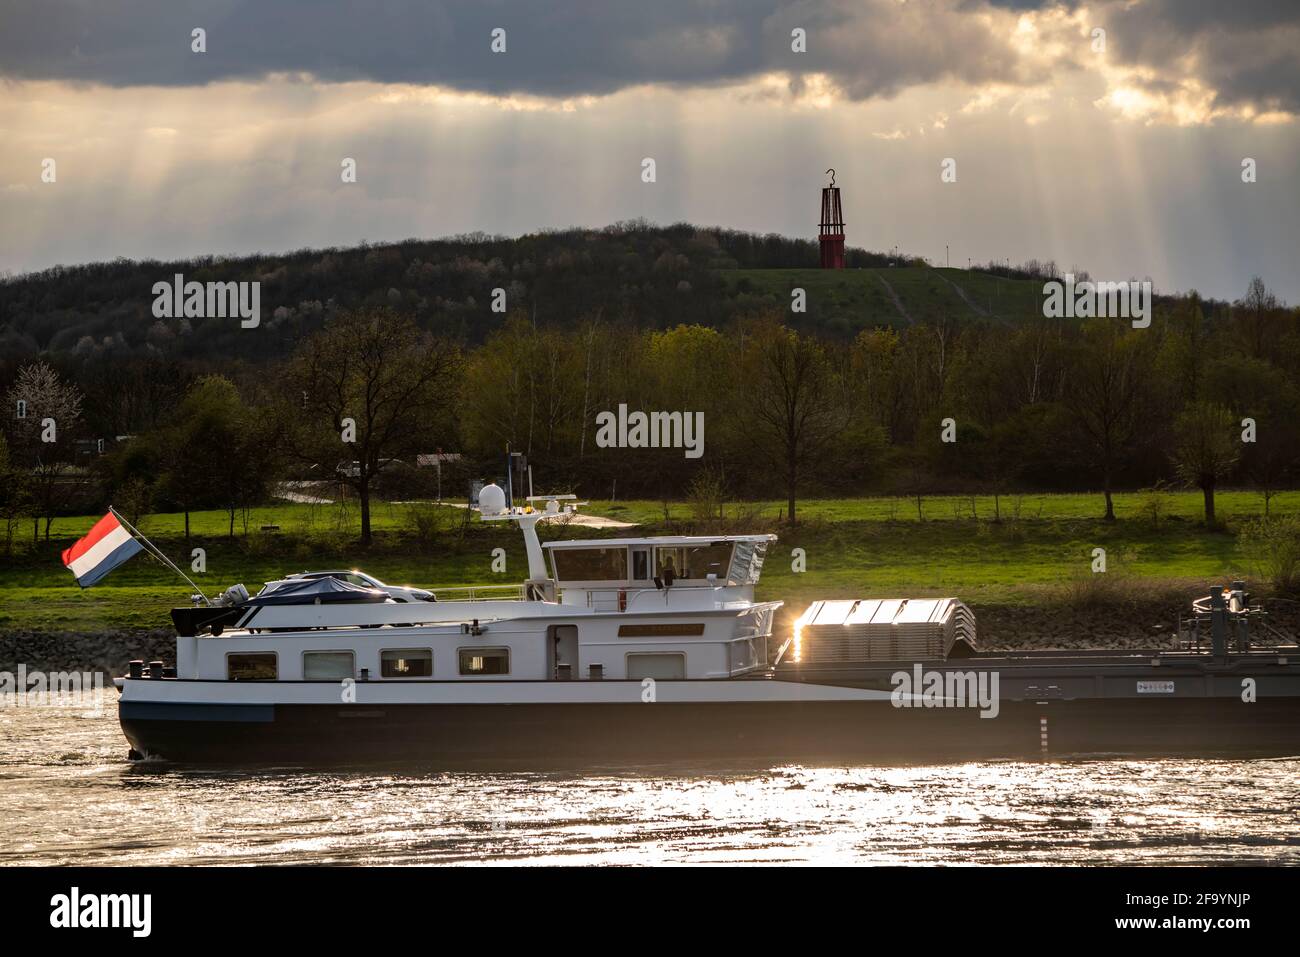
[120,696,1300,767]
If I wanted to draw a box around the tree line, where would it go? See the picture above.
[2,269,1297,550]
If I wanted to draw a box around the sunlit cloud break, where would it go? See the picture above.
[0,0,1297,301]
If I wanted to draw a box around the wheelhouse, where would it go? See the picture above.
[544,534,772,589]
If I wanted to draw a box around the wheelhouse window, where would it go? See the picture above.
[727,540,769,585]
[303,651,354,680]
[382,648,432,678]
[626,653,686,680]
[550,546,628,582]
[631,549,651,581]
[459,647,510,676]
[227,653,277,681]
[654,543,734,583]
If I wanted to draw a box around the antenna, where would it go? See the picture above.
[477,485,586,583]
[525,494,588,518]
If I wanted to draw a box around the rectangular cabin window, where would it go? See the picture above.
[685,543,734,581]
[227,653,277,681]
[303,651,355,680]
[626,653,686,680]
[632,549,650,581]
[381,649,432,678]
[551,546,628,582]
[617,623,706,638]
[459,647,510,676]
[654,543,733,583]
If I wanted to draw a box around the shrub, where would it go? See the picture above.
[1137,479,1173,528]
[1055,568,1128,608]
[1053,548,1140,608]
[114,477,154,528]
[405,503,451,553]
[1239,517,1300,595]
[686,468,726,523]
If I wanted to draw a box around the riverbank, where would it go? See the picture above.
[0,498,1283,633]
[4,493,1297,673]
[1,628,176,677]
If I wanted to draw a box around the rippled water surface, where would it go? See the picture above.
[2,701,1298,865]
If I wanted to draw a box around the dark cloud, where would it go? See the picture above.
[1100,0,1300,112]
[0,0,1042,97]
[0,0,1296,114]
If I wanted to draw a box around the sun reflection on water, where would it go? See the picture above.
[1,707,1297,865]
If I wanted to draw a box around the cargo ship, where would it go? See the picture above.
[116,486,1300,764]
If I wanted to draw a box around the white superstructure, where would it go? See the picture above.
[160,487,781,687]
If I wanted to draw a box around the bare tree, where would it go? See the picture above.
[1236,276,1283,361]
[1063,321,1156,521]
[3,362,84,540]
[289,308,461,546]
[741,321,843,525]
[577,312,602,459]
[1244,419,1298,517]
[0,434,30,555]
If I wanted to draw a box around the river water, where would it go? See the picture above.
[2,699,1298,866]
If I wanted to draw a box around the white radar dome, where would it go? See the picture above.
[478,483,507,515]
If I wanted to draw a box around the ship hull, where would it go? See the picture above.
[120,695,1300,766]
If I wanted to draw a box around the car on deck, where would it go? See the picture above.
[278,569,434,603]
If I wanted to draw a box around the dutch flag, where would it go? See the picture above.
[61,510,144,588]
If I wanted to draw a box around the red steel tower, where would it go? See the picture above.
[819,168,845,269]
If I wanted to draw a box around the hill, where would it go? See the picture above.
[3,222,1067,363]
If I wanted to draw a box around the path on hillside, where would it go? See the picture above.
[275,481,334,504]
[932,268,989,316]
[445,502,639,528]
[273,485,639,527]
[875,274,914,325]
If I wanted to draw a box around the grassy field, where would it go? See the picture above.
[720,266,1045,332]
[594,490,1300,526]
[0,489,1291,634]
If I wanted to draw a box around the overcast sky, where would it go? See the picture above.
[2,0,1297,301]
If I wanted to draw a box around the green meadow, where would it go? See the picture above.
[0,489,1291,633]
[720,266,1045,331]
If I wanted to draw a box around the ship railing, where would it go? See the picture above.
[579,585,735,612]
[578,587,773,618]
[582,587,665,613]
[428,583,527,602]
[1178,612,1293,653]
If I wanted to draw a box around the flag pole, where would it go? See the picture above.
[108,506,212,606]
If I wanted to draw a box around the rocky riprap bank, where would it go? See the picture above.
[3,601,1298,677]
[2,629,176,679]
[975,598,1300,651]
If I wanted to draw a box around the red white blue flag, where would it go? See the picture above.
[61,511,144,587]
